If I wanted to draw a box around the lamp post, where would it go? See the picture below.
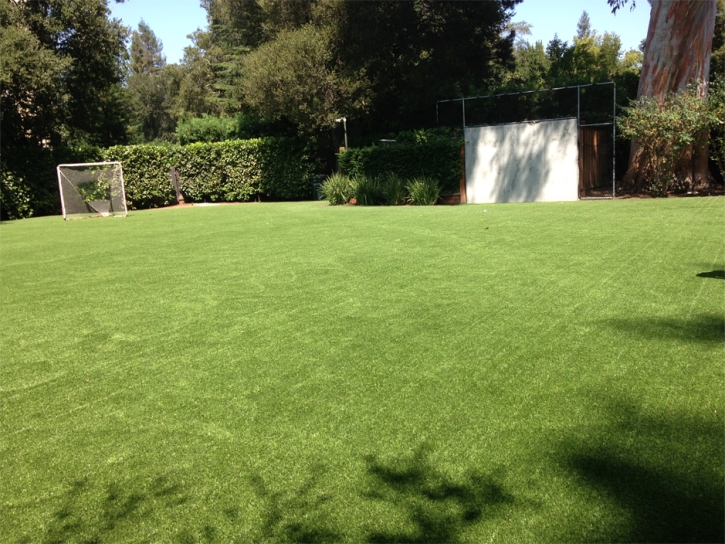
[335,117,348,151]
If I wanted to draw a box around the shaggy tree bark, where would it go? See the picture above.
[619,0,718,190]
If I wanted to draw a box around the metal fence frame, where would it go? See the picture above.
[437,82,617,199]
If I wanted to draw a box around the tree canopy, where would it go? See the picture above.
[0,0,129,148]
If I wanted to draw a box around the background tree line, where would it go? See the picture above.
[1,0,723,187]
[2,0,667,148]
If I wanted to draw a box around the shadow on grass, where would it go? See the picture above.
[249,464,340,543]
[696,270,725,280]
[558,398,724,543]
[42,474,188,544]
[362,444,515,543]
[604,314,724,344]
[245,448,515,543]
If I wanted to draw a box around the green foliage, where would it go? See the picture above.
[0,0,130,148]
[240,24,369,135]
[104,138,315,209]
[320,173,355,206]
[0,164,34,220]
[709,77,725,181]
[406,177,441,206]
[1,138,314,218]
[176,115,238,145]
[618,84,719,196]
[379,173,407,206]
[332,2,517,133]
[126,21,178,143]
[200,0,518,135]
[337,139,462,195]
[353,176,381,206]
[75,179,111,204]
[712,0,725,81]
[1,145,103,219]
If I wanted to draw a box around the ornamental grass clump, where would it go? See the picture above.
[321,173,355,205]
[406,177,440,205]
[353,175,382,206]
[380,173,407,206]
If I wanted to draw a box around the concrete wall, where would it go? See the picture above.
[465,118,579,203]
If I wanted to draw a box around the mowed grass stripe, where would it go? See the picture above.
[1,198,723,543]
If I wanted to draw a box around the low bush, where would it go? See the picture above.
[406,177,441,205]
[337,138,461,194]
[0,164,33,220]
[380,173,407,206]
[353,175,382,206]
[321,173,355,205]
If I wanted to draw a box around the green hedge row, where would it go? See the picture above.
[104,138,315,208]
[1,138,316,219]
[1,145,103,219]
[337,139,463,194]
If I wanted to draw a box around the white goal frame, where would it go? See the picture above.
[57,162,128,220]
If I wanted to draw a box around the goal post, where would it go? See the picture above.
[56,162,128,220]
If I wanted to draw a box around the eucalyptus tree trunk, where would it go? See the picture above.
[625,0,718,190]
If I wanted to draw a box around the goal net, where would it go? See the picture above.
[56,162,128,220]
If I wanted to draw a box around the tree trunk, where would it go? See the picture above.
[625,0,717,191]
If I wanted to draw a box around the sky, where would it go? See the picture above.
[109,0,652,66]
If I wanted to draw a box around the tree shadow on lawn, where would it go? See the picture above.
[696,270,725,280]
[41,474,188,544]
[604,313,724,344]
[246,446,518,544]
[248,464,340,543]
[557,397,724,543]
[362,444,516,543]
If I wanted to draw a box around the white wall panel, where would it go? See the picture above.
[465,118,579,203]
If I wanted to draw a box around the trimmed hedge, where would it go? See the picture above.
[337,139,462,194]
[1,138,316,219]
[105,138,315,208]
[1,145,103,220]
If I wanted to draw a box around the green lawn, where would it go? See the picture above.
[1,198,723,543]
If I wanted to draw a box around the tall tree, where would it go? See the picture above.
[233,0,519,135]
[712,0,725,80]
[609,0,718,188]
[0,0,130,148]
[240,24,368,134]
[127,21,176,141]
[576,11,592,40]
[330,0,519,132]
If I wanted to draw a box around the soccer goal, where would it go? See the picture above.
[57,162,128,220]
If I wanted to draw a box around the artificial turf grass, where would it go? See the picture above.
[1,198,723,543]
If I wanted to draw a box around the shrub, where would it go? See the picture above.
[337,138,462,194]
[104,138,315,209]
[618,83,718,196]
[380,172,407,206]
[353,175,382,206]
[176,115,238,145]
[406,177,441,205]
[321,173,355,205]
[0,163,33,220]
[1,145,102,218]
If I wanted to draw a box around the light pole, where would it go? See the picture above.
[335,117,348,151]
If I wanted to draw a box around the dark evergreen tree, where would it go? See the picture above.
[0,0,130,148]
[126,21,176,141]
